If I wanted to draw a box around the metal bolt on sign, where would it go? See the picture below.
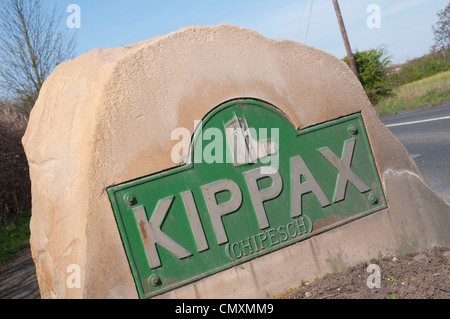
[369,194,379,205]
[124,193,136,206]
[348,124,358,135]
[149,275,161,287]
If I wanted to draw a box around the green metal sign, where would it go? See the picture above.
[107,99,387,299]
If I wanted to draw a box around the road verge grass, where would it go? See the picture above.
[0,211,31,264]
[375,70,450,117]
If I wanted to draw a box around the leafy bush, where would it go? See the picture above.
[342,46,392,104]
[387,51,450,87]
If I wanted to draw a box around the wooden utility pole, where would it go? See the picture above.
[332,0,360,81]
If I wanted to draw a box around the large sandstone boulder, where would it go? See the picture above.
[22,24,450,299]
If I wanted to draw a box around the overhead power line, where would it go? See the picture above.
[304,0,314,43]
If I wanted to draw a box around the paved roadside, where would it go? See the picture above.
[381,102,450,205]
[0,246,40,299]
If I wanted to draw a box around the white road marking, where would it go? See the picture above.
[385,116,450,128]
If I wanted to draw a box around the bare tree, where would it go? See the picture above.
[431,3,450,59]
[0,0,76,116]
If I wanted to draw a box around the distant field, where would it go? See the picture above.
[375,70,450,117]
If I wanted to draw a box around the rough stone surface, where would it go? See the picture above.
[22,24,450,299]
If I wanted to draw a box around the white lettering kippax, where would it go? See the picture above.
[290,155,330,217]
[135,138,370,268]
[201,179,243,245]
[319,138,370,202]
[134,199,192,269]
[244,166,282,229]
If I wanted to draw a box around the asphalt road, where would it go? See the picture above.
[381,103,450,205]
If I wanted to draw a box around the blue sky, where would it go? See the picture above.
[55,0,448,64]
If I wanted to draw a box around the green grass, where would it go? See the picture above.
[386,274,396,284]
[0,211,31,264]
[375,70,450,117]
